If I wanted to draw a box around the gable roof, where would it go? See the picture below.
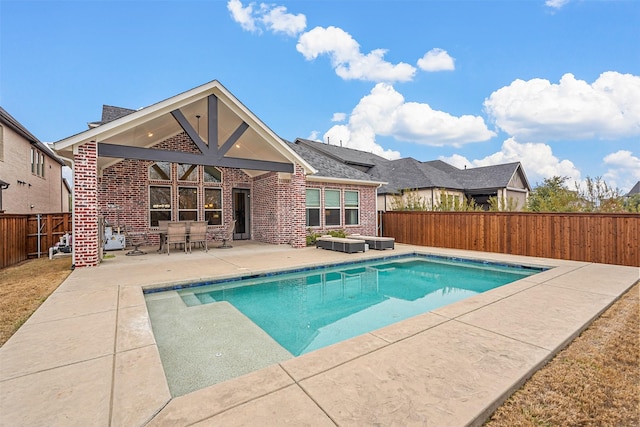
[0,106,65,166]
[53,80,316,176]
[453,162,530,193]
[626,181,640,196]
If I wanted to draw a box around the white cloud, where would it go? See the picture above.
[227,0,258,32]
[440,137,582,186]
[296,26,416,83]
[484,72,640,141]
[545,0,570,9]
[323,83,494,159]
[227,0,306,36]
[352,83,494,146]
[307,130,321,141]
[417,48,455,72]
[331,112,346,122]
[602,150,640,193]
[261,5,306,36]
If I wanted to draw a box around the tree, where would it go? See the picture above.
[526,176,581,212]
[575,176,624,212]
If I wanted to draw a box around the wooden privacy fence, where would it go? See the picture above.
[381,211,640,267]
[0,213,72,269]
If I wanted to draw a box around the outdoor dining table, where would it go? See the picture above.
[154,220,193,252]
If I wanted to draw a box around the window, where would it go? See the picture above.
[150,186,172,226]
[149,162,171,180]
[30,147,45,177]
[306,188,320,227]
[204,188,222,225]
[148,162,223,226]
[203,166,222,182]
[344,190,359,225]
[178,187,198,221]
[325,189,341,226]
[177,164,198,181]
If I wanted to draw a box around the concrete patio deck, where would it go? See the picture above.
[1,242,638,426]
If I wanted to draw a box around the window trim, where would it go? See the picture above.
[306,188,321,227]
[149,185,172,226]
[204,187,223,225]
[344,190,360,226]
[324,188,341,227]
[178,186,199,221]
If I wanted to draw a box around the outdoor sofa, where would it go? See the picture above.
[316,236,366,253]
[348,234,395,250]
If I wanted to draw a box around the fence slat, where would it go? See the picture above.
[381,211,639,267]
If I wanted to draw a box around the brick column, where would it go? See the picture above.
[290,163,307,248]
[73,141,100,267]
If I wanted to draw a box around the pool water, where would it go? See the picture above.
[170,256,542,356]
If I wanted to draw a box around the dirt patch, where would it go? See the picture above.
[0,257,73,346]
[485,282,639,427]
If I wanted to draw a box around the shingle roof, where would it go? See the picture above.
[626,181,640,196]
[291,138,528,194]
[295,138,388,169]
[0,106,65,165]
[288,141,376,182]
[453,162,524,192]
[88,105,137,127]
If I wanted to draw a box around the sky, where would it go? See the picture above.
[1,0,639,193]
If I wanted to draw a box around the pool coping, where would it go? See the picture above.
[1,243,638,426]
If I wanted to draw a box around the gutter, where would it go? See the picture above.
[306,175,387,187]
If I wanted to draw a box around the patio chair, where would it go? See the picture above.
[165,222,187,255]
[212,220,236,249]
[125,229,148,256]
[188,221,209,253]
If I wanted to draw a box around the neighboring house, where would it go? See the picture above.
[0,106,69,213]
[625,181,640,197]
[53,80,383,267]
[295,139,531,211]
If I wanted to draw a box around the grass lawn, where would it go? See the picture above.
[0,257,638,425]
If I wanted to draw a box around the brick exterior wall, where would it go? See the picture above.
[305,182,377,237]
[73,141,99,267]
[251,164,307,247]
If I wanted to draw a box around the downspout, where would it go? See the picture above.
[55,153,76,268]
[376,184,382,236]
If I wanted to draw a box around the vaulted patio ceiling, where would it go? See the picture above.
[53,80,316,178]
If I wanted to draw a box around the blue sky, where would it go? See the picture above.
[1,0,639,192]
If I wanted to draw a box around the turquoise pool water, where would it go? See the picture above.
[168,255,543,356]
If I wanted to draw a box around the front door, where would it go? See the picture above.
[232,189,250,240]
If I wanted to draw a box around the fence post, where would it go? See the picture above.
[37,214,41,258]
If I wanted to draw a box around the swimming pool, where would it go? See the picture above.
[145,254,545,396]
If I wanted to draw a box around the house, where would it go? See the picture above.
[625,181,640,197]
[294,138,531,211]
[53,80,383,267]
[0,106,70,213]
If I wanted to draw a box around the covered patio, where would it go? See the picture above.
[1,242,637,426]
[52,80,318,267]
